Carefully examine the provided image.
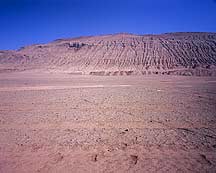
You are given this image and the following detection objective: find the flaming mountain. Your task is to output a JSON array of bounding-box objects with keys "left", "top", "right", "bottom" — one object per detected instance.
[{"left": 0, "top": 32, "right": 216, "bottom": 76}]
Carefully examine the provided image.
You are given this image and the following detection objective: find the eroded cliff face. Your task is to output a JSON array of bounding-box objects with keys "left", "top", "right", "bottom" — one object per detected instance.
[{"left": 1, "top": 32, "right": 216, "bottom": 76}]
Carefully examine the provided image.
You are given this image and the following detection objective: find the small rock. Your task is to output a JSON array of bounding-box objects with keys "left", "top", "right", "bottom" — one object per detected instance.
[
  {"left": 92, "top": 154, "right": 98, "bottom": 162},
  {"left": 130, "top": 155, "right": 138, "bottom": 165},
  {"left": 200, "top": 154, "right": 212, "bottom": 165}
]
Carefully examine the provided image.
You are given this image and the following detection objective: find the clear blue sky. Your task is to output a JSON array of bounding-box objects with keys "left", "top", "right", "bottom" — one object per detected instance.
[{"left": 0, "top": 0, "right": 216, "bottom": 50}]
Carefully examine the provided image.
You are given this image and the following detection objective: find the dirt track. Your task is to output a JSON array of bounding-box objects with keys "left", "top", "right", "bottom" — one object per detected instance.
[
  {"left": 0, "top": 85, "right": 131, "bottom": 92},
  {"left": 0, "top": 72, "right": 216, "bottom": 173}
]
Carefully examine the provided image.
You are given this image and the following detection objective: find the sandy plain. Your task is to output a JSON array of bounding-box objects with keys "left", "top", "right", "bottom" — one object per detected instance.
[{"left": 0, "top": 71, "right": 216, "bottom": 173}]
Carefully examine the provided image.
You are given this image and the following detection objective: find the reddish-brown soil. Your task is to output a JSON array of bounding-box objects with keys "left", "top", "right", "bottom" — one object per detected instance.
[{"left": 0, "top": 71, "right": 216, "bottom": 172}]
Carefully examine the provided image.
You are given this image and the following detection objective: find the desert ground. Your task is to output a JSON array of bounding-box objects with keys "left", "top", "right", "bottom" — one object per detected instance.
[{"left": 0, "top": 71, "right": 216, "bottom": 173}]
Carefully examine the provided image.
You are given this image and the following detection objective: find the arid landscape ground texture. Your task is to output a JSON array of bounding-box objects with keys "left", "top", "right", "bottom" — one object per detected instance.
[
  {"left": 0, "top": 32, "right": 216, "bottom": 172},
  {"left": 0, "top": 71, "right": 216, "bottom": 172}
]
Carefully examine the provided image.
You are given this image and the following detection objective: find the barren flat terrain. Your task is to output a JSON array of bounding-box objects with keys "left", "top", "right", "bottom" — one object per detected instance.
[{"left": 0, "top": 72, "right": 216, "bottom": 173}]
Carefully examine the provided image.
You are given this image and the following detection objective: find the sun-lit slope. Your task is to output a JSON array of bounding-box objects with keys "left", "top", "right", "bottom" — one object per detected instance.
[{"left": 1, "top": 32, "right": 216, "bottom": 76}]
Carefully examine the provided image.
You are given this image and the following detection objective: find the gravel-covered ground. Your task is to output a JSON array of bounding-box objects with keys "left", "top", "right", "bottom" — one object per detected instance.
[{"left": 0, "top": 72, "right": 216, "bottom": 173}]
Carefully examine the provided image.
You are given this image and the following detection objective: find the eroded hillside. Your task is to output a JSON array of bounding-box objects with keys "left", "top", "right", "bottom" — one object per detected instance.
[{"left": 1, "top": 32, "right": 216, "bottom": 76}]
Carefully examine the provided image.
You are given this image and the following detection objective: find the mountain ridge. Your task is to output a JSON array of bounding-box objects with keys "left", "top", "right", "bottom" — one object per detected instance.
[{"left": 1, "top": 32, "right": 216, "bottom": 76}]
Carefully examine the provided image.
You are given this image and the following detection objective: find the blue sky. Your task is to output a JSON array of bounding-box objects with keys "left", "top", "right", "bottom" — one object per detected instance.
[{"left": 0, "top": 0, "right": 216, "bottom": 50}]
